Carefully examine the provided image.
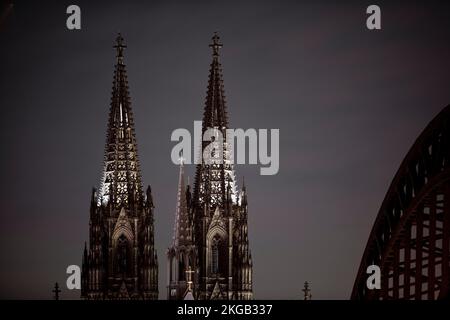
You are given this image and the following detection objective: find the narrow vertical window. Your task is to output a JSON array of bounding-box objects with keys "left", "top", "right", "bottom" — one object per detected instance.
[{"left": 212, "top": 237, "right": 220, "bottom": 274}]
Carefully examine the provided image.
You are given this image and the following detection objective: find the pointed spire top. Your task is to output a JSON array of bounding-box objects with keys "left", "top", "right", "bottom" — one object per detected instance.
[
  {"left": 209, "top": 32, "right": 222, "bottom": 58},
  {"left": 302, "top": 281, "right": 312, "bottom": 300},
  {"left": 171, "top": 159, "right": 189, "bottom": 246},
  {"left": 114, "top": 33, "right": 127, "bottom": 64},
  {"left": 146, "top": 185, "right": 154, "bottom": 208}
]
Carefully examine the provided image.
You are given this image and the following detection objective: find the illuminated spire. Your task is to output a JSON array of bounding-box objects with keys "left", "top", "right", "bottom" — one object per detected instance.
[{"left": 98, "top": 34, "right": 143, "bottom": 208}]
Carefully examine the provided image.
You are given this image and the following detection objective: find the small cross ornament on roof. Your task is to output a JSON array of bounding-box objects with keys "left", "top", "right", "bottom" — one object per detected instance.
[
  {"left": 209, "top": 32, "right": 222, "bottom": 57},
  {"left": 302, "top": 281, "right": 312, "bottom": 300},
  {"left": 186, "top": 266, "right": 195, "bottom": 291},
  {"left": 53, "top": 282, "right": 61, "bottom": 300},
  {"left": 114, "top": 33, "right": 127, "bottom": 62}
]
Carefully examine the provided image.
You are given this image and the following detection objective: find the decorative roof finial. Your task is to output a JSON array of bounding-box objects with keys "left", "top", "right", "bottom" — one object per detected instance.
[
  {"left": 114, "top": 33, "right": 127, "bottom": 64},
  {"left": 302, "top": 281, "right": 312, "bottom": 300},
  {"left": 209, "top": 32, "right": 222, "bottom": 58}
]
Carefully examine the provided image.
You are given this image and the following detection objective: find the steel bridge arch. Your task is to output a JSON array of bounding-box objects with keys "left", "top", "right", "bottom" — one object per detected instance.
[{"left": 352, "top": 105, "right": 450, "bottom": 300}]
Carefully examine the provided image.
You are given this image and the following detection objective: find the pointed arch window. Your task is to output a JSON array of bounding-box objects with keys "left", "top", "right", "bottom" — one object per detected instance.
[{"left": 116, "top": 234, "right": 129, "bottom": 275}]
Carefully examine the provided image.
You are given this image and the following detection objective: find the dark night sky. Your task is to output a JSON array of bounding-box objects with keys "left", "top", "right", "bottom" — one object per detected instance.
[{"left": 1, "top": 0, "right": 450, "bottom": 299}]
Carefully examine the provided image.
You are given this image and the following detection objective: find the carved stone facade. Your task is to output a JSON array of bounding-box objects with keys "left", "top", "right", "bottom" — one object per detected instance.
[
  {"left": 81, "top": 34, "right": 158, "bottom": 300},
  {"left": 167, "top": 34, "right": 253, "bottom": 300}
]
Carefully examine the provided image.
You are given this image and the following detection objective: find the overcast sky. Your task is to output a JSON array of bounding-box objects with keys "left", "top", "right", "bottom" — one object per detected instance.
[{"left": 0, "top": 0, "right": 450, "bottom": 299}]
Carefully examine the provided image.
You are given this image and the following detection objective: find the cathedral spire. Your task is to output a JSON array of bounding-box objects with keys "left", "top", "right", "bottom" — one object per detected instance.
[
  {"left": 167, "top": 154, "right": 196, "bottom": 300},
  {"left": 168, "top": 34, "right": 253, "bottom": 301},
  {"left": 98, "top": 33, "right": 144, "bottom": 208},
  {"left": 202, "top": 32, "right": 228, "bottom": 130},
  {"left": 172, "top": 156, "right": 190, "bottom": 246},
  {"left": 303, "top": 282, "right": 312, "bottom": 300}
]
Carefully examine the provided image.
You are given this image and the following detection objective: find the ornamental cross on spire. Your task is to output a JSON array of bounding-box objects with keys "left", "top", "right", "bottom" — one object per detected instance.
[
  {"left": 114, "top": 33, "right": 127, "bottom": 64},
  {"left": 209, "top": 32, "right": 222, "bottom": 57}
]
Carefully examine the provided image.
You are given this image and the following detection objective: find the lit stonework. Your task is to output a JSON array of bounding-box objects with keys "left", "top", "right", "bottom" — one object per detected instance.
[
  {"left": 168, "top": 33, "right": 253, "bottom": 300},
  {"left": 81, "top": 34, "right": 158, "bottom": 300}
]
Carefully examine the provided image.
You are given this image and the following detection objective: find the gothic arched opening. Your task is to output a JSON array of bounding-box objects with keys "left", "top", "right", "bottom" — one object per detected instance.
[
  {"left": 210, "top": 234, "right": 227, "bottom": 276},
  {"left": 115, "top": 234, "right": 132, "bottom": 276}
]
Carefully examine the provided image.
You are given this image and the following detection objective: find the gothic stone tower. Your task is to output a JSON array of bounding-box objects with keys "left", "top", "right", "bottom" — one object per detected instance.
[
  {"left": 81, "top": 34, "right": 158, "bottom": 300},
  {"left": 167, "top": 33, "right": 253, "bottom": 300},
  {"left": 167, "top": 159, "right": 197, "bottom": 299}
]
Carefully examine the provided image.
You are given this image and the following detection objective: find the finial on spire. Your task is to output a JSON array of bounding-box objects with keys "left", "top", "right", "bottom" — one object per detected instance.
[
  {"left": 83, "top": 242, "right": 88, "bottom": 261},
  {"left": 114, "top": 33, "right": 127, "bottom": 63},
  {"left": 146, "top": 185, "right": 154, "bottom": 208},
  {"left": 209, "top": 32, "right": 222, "bottom": 57}
]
